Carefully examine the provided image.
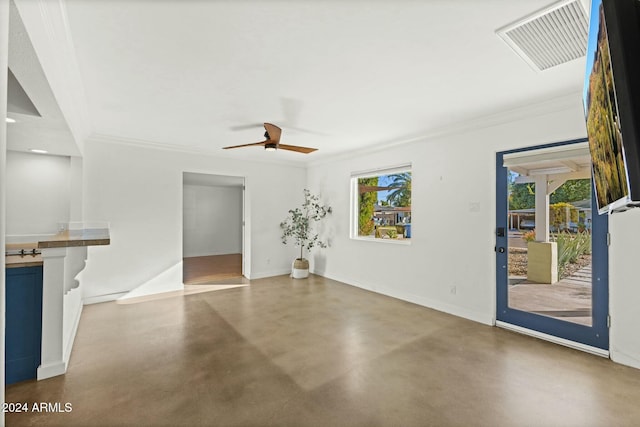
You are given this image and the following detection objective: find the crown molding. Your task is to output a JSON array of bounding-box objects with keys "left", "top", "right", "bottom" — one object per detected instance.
[
  {"left": 91, "top": 91, "right": 584, "bottom": 171},
  {"left": 308, "top": 91, "right": 585, "bottom": 168},
  {"left": 87, "top": 133, "right": 308, "bottom": 169}
]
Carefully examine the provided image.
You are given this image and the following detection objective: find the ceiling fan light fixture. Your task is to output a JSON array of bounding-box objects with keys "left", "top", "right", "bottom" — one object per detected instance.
[{"left": 223, "top": 123, "right": 317, "bottom": 153}]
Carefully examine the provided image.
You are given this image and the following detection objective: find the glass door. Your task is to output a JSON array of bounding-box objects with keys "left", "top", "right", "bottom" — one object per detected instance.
[{"left": 496, "top": 139, "right": 609, "bottom": 350}]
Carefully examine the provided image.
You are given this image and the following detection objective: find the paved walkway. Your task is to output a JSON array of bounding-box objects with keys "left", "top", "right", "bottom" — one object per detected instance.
[{"left": 508, "top": 264, "right": 593, "bottom": 326}]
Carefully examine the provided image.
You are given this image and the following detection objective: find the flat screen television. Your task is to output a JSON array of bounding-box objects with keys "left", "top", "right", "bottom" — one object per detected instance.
[{"left": 584, "top": 0, "right": 640, "bottom": 214}]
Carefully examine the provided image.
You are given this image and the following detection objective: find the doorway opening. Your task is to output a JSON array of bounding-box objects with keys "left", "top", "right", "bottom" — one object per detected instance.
[
  {"left": 182, "top": 172, "right": 245, "bottom": 284},
  {"left": 506, "top": 162, "right": 593, "bottom": 325},
  {"left": 496, "top": 139, "right": 609, "bottom": 351}
]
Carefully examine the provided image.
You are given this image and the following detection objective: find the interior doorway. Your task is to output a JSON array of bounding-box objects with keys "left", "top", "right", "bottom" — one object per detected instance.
[
  {"left": 182, "top": 172, "right": 245, "bottom": 284},
  {"left": 496, "top": 139, "right": 609, "bottom": 351}
]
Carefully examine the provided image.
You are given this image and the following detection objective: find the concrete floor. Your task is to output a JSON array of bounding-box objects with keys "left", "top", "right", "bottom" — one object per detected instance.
[{"left": 6, "top": 274, "right": 640, "bottom": 426}]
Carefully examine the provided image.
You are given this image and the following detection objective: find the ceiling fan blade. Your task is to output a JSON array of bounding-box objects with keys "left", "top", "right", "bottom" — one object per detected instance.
[
  {"left": 264, "top": 123, "right": 282, "bottom": 143},
  {"left": 277, "top": 144, "right": 318, "bottom": 154},
  {"left": 222, "top": 140, "right": 267, "bottom": 150}
]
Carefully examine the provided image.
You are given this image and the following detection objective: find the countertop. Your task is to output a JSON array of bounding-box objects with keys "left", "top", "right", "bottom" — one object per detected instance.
[
  {"left": 5, "top": 228, "right": 110, "bottom": 269},
  {"left": 36, "top": 228, "right": 110, "bottom": 249}
]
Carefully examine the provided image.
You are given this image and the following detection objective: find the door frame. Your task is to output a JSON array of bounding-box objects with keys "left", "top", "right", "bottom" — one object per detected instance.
[
  {"left": 496, "top": 138, "right": 609, "bottom": 351},
  {"left": 181, "top": 172, "right": 247, "bottom": 279}
]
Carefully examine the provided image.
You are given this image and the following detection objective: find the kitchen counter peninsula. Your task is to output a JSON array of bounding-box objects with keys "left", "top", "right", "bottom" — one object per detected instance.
[{"left": 4, "top": 222, "right": 110, "bottom": 381}]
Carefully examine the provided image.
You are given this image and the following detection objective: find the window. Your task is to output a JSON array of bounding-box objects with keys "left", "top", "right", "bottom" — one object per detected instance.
[{"left": 351, "top": 165, "right": 412, "bottom": 242}]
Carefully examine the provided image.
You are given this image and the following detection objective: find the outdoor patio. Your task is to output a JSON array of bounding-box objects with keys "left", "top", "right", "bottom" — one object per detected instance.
[
  {"left": 508, "top": 251, "right": 593, "bottom": 326},
  {"left": 507, "top": 224, "right": 594, "bottom": 326}
]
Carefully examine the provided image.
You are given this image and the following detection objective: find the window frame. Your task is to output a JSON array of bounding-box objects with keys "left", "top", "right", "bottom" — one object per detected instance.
[{"left": 350, "top": 163, "right": 412, "bottom": 244}]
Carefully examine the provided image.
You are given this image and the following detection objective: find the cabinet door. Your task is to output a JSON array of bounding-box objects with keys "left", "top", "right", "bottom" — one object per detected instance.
[{"left": 5, "top": 266, "right": 43, "bottom": 385}]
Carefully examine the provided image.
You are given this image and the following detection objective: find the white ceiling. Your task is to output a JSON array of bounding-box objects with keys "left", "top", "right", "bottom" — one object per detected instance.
[{"left": 9, "top": 0, "right": 591, "bottom": 164}]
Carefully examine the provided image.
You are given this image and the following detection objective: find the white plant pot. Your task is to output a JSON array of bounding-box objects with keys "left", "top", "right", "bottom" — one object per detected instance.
[{"left": 292, "top": 258, "right": 309, "bottom": 279}]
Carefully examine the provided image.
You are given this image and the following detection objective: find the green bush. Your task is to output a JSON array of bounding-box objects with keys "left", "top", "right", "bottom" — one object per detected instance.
[
  {"left": 553, "top": 231, "right": 591, "bottom": 277},
  {"left": 375, "top": 226, "right": 397, "bottom": 239},
  {"left": 358, "top": 177, "right": 377, "bottom": 236}
]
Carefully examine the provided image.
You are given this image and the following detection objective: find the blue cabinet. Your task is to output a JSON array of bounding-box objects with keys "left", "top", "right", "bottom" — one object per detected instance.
[{"left": 5, "top": 266, "right": 43, "bottom": 385}]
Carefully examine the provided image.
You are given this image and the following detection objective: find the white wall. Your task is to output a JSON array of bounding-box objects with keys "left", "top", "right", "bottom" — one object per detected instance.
[
  {"left": 307, "top": 95, "right": 591, "bottom": 325},
  {"left": 6, "top": 151, "right": 71, "bottom": 235},
  {"left": 81, "top": 137, "right": 305, "bottom": 300},
  {"left": 69, "top": 156, "right": 83, "bottom": 221},
  {"left": 183, "top": 184, "right": 242, "bottom": 257},
  {"left": 609, "top": 208, "right": 640, "bottom": 369}
]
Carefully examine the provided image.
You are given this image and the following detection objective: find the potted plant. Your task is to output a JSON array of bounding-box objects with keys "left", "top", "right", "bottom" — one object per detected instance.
[{"left": 280, "top": 189, "right": 332, "bottom": 279}]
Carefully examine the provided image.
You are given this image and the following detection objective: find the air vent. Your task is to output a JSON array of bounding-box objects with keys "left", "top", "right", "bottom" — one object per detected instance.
[{"left": 496, "top": 0, "right": 589, "bottom": 71}]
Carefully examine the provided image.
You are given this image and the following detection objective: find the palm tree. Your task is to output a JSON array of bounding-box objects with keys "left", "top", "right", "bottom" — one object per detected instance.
[{"left": 386, "top": 172, "right": 411, "bottom": 207}]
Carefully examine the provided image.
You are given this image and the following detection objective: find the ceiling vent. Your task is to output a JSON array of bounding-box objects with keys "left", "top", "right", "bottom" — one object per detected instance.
[{"left": 496, "top": 0, "right": 589, "bottom": 71}]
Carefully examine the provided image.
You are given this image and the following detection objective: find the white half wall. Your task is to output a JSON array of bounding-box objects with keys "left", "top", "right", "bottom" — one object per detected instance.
[
  {"left": 81, "top": 137, "right": 304, "bottom": 300},
  {"left": 6, "top": 151, "right": 70, "bottom": 235},
  {"left": 183, "top": 184, "right": 242, "bottom": 258},
  {"left": 307, "top": 94, "right": 590, "bottom": 326}
]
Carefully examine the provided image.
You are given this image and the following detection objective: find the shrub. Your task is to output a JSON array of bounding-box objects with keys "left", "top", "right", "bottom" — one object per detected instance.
[
  {"left": 522, "top": 229, "right": 536, "bottom": 242},
  {"left": 553, "top": 231, "right": 591, "bottom": 277},
  {"left": 358, "top": 177, "right": 377, "bottom": 236}
]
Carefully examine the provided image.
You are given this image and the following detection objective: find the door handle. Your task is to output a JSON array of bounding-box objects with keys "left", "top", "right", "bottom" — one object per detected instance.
[{"left": 495, "top": 247, "right": 505, "bottom": 253}]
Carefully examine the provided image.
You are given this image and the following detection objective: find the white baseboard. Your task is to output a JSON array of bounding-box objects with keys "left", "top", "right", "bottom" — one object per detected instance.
[
  {"left": 248, "top": 268, "right": 291, "bottom": 280},
  {"left": 37, "top": 361, "right": 66, "bottom": 380},
  {"left": 64, "top": 301, "right": 83, "bottom": 364},
  {"left": 496, "top": 321, "right": 610, "bottom": 358},
  {"left": 609, "top": 349, "right": 640, "bottom": 370},
  {"left": 318, "top": 272, "right": 494, "bottom": 326},
  {"left": 83, "top": 291, "right": 129, "bottom": 305}
]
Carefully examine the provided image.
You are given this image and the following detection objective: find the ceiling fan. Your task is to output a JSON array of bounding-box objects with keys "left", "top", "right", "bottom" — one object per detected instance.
[{"left": 223, "top": 123, "right": 318, "bottom": 154}]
